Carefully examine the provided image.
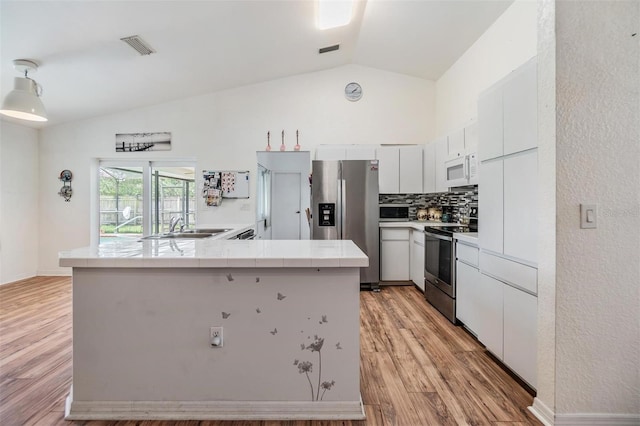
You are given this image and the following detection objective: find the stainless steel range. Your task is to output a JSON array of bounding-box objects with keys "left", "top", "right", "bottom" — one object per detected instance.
[{"left": 424, "top": 207, "right": 477, "bottom": 323}]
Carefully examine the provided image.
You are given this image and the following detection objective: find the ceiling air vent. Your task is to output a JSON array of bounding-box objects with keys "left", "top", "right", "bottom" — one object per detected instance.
[
  {"left": 319, "top": 44, "right": 340, "bottom": 54},
  {"left": 120, "top": 35, "right": 156, "bottom": 56}
]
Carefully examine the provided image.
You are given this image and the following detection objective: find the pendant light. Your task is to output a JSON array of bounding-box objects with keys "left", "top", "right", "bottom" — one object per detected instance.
[{"left": 0, "top": 59, "right": 48, "bottom": 122}]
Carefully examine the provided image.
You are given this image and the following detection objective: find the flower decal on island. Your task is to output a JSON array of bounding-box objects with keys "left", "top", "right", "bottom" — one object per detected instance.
[{"left": 295, "top": 334, "right": 336, "bottom": 401}]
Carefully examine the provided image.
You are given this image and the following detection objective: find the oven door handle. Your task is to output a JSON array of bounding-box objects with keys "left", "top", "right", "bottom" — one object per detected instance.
[{"left": 424, "top": 231, "right": 453, "bottom": 242}]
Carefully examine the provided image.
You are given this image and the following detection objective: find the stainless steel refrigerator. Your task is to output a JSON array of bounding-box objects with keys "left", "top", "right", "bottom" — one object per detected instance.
[{"left": 311, "top": 160, "right": 380, "bottom": 287}]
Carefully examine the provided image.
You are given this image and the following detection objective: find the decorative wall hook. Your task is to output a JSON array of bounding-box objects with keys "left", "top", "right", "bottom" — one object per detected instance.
[{"left": 58, "top": 169, "right": 73, "bottom": 201}]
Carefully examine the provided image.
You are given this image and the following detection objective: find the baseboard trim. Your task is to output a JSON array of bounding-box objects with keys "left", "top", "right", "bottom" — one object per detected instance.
[
  {"left": 64, "top": 389, "right": 365, "bottom": 421},
  {"left": 555, "top": 413, "right": 640, "bottom": 425},
  {"left": 529, "top": 398, "right": 554, "bottom": 426},
  {"left": 1, "top": 272, "right": 37, "bottom": 286},
  {"left": 36, "top": 270, "right": 71, "bottom": 277},
  {"left": 528, "top": 398, "right": 640, "bottom": 426}
]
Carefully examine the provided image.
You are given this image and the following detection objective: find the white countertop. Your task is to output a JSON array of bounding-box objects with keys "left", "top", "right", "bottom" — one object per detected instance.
[
  {"left": 454, "top": 232, "right": 479, "bottom": 245},
  {"left": 59, "top": 239, "right": 368, "bottom": 268},
  {"left": 379, "top": 220, "right": 463, "bottom": 231}
]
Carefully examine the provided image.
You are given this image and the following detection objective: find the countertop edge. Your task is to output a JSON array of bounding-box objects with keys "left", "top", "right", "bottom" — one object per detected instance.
[{"left": 453, "top": 233, "right": 479, "bottom": 245}]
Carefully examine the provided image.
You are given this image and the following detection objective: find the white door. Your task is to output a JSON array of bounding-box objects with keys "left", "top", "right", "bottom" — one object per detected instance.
[{"left": 271, "top": 172, "right": 301, "bottom": 240}]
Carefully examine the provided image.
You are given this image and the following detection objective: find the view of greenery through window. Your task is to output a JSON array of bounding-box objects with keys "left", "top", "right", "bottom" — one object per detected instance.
[{"left": 99, "top": 166, "right": 195, "bottom": 241}]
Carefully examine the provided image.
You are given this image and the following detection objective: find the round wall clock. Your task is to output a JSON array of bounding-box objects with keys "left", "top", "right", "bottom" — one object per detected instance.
[{"left": 344, "top": 82, "right": 363, "bottom": 102}]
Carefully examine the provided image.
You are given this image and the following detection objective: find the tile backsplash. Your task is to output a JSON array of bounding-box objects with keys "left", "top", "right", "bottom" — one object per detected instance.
[{"left": 380, "top": 186, "right": 478, "bottom": 222}]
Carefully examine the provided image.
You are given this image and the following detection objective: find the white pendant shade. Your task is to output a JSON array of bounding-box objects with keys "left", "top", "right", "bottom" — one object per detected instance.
[{"left": 0, "top": 77, "right": 48, "bottom": 122}]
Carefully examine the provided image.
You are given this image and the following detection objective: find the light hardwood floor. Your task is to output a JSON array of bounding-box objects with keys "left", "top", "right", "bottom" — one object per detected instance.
[{"left": 0, "top": 276, "right": 540, "bottom": 426}]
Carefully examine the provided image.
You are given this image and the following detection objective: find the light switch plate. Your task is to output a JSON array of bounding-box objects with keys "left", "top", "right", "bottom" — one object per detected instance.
[{"left": 580, "top": 204, "right": 597, "bottom": 229}]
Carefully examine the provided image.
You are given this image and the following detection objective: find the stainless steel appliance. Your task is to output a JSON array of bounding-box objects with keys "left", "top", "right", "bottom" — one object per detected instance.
[
  {"left": 379, "top": 204, "right": 410, "bottom": 221},
  {"left": 312, "top": 160, "right": 380, "bottom": 287},
  {"left": 424, "top": 206, "right": 477, "bottom": 323}
]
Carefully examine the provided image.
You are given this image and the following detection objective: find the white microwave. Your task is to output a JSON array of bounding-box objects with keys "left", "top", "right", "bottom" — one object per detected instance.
[{"left": 444, "top": 151, "right": 478, "bottom": 188}]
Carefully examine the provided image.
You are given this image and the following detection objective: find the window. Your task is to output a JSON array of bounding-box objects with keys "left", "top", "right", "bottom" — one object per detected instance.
[{"left": 98, "top": 161, "right": 195, "bottom": 242}]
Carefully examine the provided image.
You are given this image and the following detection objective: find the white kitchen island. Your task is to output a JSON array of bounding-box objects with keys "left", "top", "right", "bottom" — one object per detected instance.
[{"left": 59, "top": 238, "right": 367, "bottom": 421}]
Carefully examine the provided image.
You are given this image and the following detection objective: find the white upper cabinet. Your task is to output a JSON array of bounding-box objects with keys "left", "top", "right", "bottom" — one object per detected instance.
[
  {"left": 447, "top": 128, "right": 465, "bottom": 158},
  {"left": 315, "top": 146, "right": 346, "bottom": 161},
  {"left": 376, "top": 146, "right": 400, "bottom": 194},
  {"left": 345, "top": 146, "right": 377, "bottom": 160},
  {"left": 479, "top": 57, "right": 537, "bottom": 162},
  {"left": 478, "top": 83, "right": 504, "bottom": 162},
  {"left": 423, "top": 142, "right": 436, "bottom": 193},
  {"left": 433, "top": 137, "right": 449, "bottom": 193},
  {"left": 479, "top": 159, "right": 504, "bottom": 254},
  {"left": 464, "top": 121, "right": 479, "bottom": 152},
  {"left": 376, "top": 145, "right": 423, "bottom": 194},
  {"left": 316, "top": 145, "right": 378, "bottom": 161},
  {"left": 399, "top": 145, "right": 423, "bottom": 193},
  {"left": 503, "top": 150, "right": 538, "bottom": 264},
  {"left": 503, "top": 59, "right": 538, "bottom": 156}
]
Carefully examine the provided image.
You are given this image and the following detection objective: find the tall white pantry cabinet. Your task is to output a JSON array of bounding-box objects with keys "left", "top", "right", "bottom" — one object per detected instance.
[{"left": 477, "top": 57, "right": 538, "bottom": 389}]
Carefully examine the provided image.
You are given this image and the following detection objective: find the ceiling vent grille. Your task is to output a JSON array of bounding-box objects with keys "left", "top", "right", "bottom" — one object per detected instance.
[
  {"left": 319, "top": 44, "right": 340, "bottom": 54},
  {"left": 120, "top": 35, "right": 156, "bottom": 56}
]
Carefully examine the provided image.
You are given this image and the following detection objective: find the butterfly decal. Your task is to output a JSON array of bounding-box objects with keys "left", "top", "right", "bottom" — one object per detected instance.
[
  {"left": 270, "top": 328, "right": 278, "bottom": 335},
  {"left": 222, "top": 312, "right": 231, "bottom": 319},
  {"left": 336, "top": 342, "right": 342, "bottom": 350},
  {"left": 256, "top": 277, "right": 260, "bottom": 283},
  {"left": 226, "top": 274, "right": 234, "bottom": 282},
  {"left": 256, "top": 308, "right": 261, "bottom": 314},
  {"left": 277, "top": 292, "right": 286, "bottom": 301}
]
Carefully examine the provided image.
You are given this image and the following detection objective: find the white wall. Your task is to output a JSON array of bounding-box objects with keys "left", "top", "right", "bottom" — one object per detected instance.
[
  {"left": 534, "top": 0, "right": 556, "bottom": 417},
  {"left": 0, "top": 122, "right": 39, "bottom": 284},
  {"left": 554, "top": 0, "right": 639, "bottom": 417},
  {"left": 38, "top": 64, "right": 435, "bottom": 275},
  {"left": 435, "top": 0, "right": 537, "bottom": 135}
]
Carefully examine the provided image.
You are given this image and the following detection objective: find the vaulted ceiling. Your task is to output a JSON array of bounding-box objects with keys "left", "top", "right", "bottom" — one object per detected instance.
[{"left": 1, "top": 0, "right": 513, "bottom": 127}]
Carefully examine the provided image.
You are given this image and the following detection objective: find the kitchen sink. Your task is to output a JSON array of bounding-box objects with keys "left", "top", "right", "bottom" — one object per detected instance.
[
  {"left": 141, "top": 232, "right": 214, "bottom": 240},
  {"left": 181, "top": 228, "right": 231, "bottom": 234},
  {"left": 139, "top": 228, "right": 232, "bottom": 240}
]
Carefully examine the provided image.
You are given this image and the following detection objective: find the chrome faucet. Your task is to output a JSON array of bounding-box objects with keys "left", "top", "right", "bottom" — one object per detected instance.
[{"left": 169, "top": 216, "right": 183, "bottom": 233}]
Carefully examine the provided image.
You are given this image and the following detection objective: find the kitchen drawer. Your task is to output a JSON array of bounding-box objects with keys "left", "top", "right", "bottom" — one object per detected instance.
[
  {"left": 479, "top": 251, "right": 537, "bottom": 295},
  {"left": 456, "top": 242, "right": 479, "bottom": 267},
  {"left": 380, "top": 228, "right": 410, "bottom": 241}
]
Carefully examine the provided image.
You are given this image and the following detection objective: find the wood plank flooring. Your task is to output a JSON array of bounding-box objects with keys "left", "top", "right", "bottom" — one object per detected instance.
[{"left": 0, "top": 276, "right": 540, "bottom": 426}]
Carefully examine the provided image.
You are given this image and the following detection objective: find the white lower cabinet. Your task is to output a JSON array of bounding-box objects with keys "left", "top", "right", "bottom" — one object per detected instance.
[
  {"left": 503, "top": 284, "right": 537, "bottom": 388},
  {"left": 476, "top": 269, "right": 538, "bottom": 389},
  {"left": 477, "top": 273, "right": 504, "bottom": 359},
  {"left": 410, "top": 230, "right": 425, "bottom": 290},
  {"left": 380, "top": 228, "right": 410, "bottom": 281},
  {"left": 456, "top": 260, "right": 480, "bottom": 336}
]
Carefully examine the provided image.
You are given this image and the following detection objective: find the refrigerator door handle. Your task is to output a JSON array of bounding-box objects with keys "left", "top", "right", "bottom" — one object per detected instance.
[{"left": 340, "top": 178, "right": 347, "bottom": 239}]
